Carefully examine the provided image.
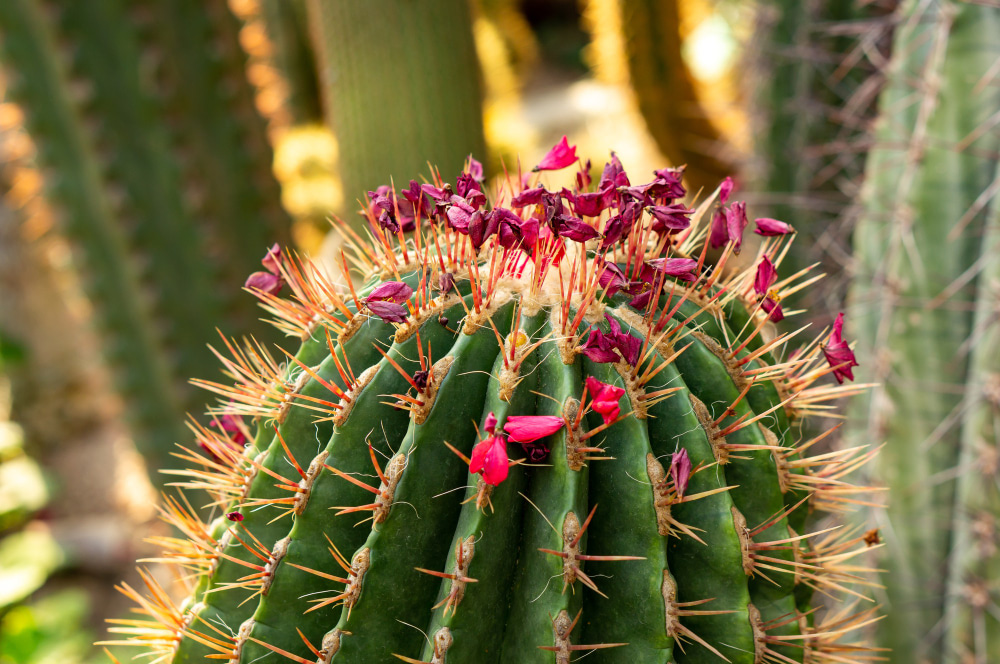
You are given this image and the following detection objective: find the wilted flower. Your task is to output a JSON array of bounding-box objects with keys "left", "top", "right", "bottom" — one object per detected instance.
[
  {"left": 245, "top": 243, "right": 285, "bottom": 295},
  {"left": 754, "top": 217, "right": 794, "bottom": 237},
  {"left": 365, "top": 281, "right": 413, "bottom": 323},
  {"left": 754, "top": 256, "right": 778, "bottom": 296},
  {"left": 822, "top": 313, "right": 859, "bottom": 384}
]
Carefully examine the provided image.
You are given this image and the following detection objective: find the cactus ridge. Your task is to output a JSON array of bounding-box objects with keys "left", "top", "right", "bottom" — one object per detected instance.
[{"left": 105, "top": 148, "right": 882, "bottom": 663}]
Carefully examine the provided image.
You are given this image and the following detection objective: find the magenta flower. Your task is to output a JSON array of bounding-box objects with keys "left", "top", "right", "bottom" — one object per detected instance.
[
  {"left": 261, "top": 243, "right": 283, "bottom": 274},
  {"left": 466, "top": 155, "right": 484, "bottom": 182},
  {"left": 585, "top": 376, "right": 625, "bottom": 426},
  {"left": 573, "top": 191, "right": 606, "bottom": 217},
  {"left": 366, "top": 281, "right": 413, "bottom": 304},
  {"left": 469, "top": 210, "right": 499, "bottom": 251},
  {"left": 718, "top": 176, "right": 735, "bottom": 205},
  {"left": 598, "top": 261, "right": 628, "bottom": 296},
  {"left": 366, "top": 300, "right": 409, "bottom": 323},
  {"left": 605, "top": 314, "right": 641, "bottom": 366},
  {"left": 761, "top": 296, "right": 784, "bottom": 322},
  {"left": 709, "top": 209, "right": 728, "bottom": 249},
  {"left": 245, "top": 271, "right": 283, "bottom": 295},
  {"left": 726, "top": 202, "right": 749, "bottom": 254},
  {"left": 470, "top": 433, "right": 509, "bottom": 486},
  {"left": 503, "top": 416, "right": 565, "bottom": 444},
  {"left": 533, "top": 135, "right": 578, "bottom": 172},
  {"left": 245, "top": 243, "right": 286, "bottom": 295},
  {"left": 647, "top": 204, "right": 693, "bottom": 234},
  {"left": 495, "top": 209, "right": 539, "bottom": 251},
  {"left": 578, "top": 328, "right": 620, "bottom": 363},
  {"left": 555, "top": 217, "right": 601, "bottom": 243},
  {"left": 226, "top": 511, "right": 244, "bottom": 522},
  {"left": 669, "top": 448, "right": 692, "bottom": 499},
  {"left": 646, "top": 258, "right": 699, "bottom": 283},
  {"left": 754, "top": 217, "right": 795, "bottom": 237},
  {"left": 483, "top": 412, "right": 498, "bottom": 435},
  {"left": 510, "top": 186, "right": 547, "bottom": 208},
  {"left": 822, "top": 313, "right": 859, "bottom": 384},
  {"left": 365, "top": 281, "right": 413, "bottom": 323},
  {"left": 754, "top": 256, "right": 778, "bottom": 296}
]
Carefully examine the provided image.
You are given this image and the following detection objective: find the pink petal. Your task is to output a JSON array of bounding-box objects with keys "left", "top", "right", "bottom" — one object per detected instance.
[
  {"left": 753, "top": 256, "right": 778, "bottom": 296},
  {"left": 822, "top": 313, "right": 859, "bottom": 384},
  {"left": 718, "top": 177, "right": 735, "bottom": 205},
  {"left": 245, "top": 271, "right": 284, "bottom": 295},
  {"left": 670, "top": 448, "right": 692, "bottom": 499},
  {"left": 367, "top": 281, "right": 414, "bottom": 304},
  {"left": 533, "top": 136, "right": 578, "bottom": 172},
  {"left": 503, "top": 416, "right": 565, "bottom": 444},
  {"left": 754, "top": 217, "right": 795, "bottom": 237},
  {"left": 484, "top": 412, "right": 498, "bottom": 435},
  {"left": 366, "top": 300, "right": 409, "bottom": 323},
  {"left": 585, "top": 376, "right": 625, "bottom": 425}
]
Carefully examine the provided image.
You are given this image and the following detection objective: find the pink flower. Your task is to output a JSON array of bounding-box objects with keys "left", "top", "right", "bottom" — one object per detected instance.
[
  {"left": 483, "top": 412, "right": 498, "bottom": 435},
  {"left": 598, "top": 261, "right": 628, "bottom": 296},
  {"left": 718, "top": 176, "right": 735, "bottom": 204},
  {"left": 503, "top": 416, "right": 565, "bottom": 444},
  {"left": 245, "top": 243, "right": 286, "bottom": 295},
  {"left": 761, "top": 296, "right": 784, "bottom": 322},
  {"left": 366, "top": 281, "right": 413, "bottom": 304},
  {"left": 646, "top": 258, "right": 699, "bottom": 283},
  {"left": 647, "top": 204, "right": 693, "bottom": 234},
  {"left": 533, "top": 136, "right": 578, "bottom": 172},
  {"left": 585, "top": 376, "right": 625, "bottom": 426},
  {"left": 470, "top": 433, "right": 509, "bottom": 486},
  {"left": 822, "top": 313, "right": 859, "bottom": 384},
  {"left": 579, "top": 328, "right": 620, "bottom": 363},
  {"left": 709, "top": 209, "right": 728, "bottom": 249},
  {"left": 366, "top": 300, "right": 409, "bottom": 323},
  {"left": 669, "top": 448, "right": 692, "bottom": 499},
  {"left": 726, "top": 202, "right": 749, "bottom": 254},
  {"left": 754, "top": 217, "right": 795, "bottom": 237},
  {"left": 754, "top": 256, "right": 778, "bottom": 296}
]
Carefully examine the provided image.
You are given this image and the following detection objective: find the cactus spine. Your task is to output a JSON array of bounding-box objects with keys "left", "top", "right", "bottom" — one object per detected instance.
[
  {"left": 0, "top": 0, "right": 291, "bottom": 485},
  {"left": 105, "top": 142, "right": 881, "bottom": 662},
  {"left": 847, "top": 1, "right": 1000, "bottom": 661}
]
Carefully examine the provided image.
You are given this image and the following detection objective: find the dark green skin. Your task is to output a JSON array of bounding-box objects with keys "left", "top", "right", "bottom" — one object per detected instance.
[
  {"left": 327, "top": 302, "right": 516, "bottom": 661},
  {"left": 177, "top": 298, "right": 468, "bottom": 663},
  {"left": 416, "top": 311, "right": 546, "bottom": 662},
  {"left": 498, "top": 327, "right": 588, "bottom": 663},
  {"left": 580, "top": 360, "right": 672, "bottom": 664},
  {"left": 236, "top": 299, "right": 475, "bottom": 662}
]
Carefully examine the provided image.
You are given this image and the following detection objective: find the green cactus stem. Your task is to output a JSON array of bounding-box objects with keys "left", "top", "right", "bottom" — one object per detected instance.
[
  {"left": 306, "top": 0, "right": 487, "bottom": 222},
  {"left": 0, "top": 0, "right": 291, "bottom": 487},
  {"left": 105, "top": 144, "right": 881, "bottom": 663},
  {"left": 847, "top": 1, "right": 1000, "bottom": 661}
]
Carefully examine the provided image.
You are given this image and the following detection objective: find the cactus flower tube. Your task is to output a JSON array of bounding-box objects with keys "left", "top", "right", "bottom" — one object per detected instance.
[{"left": 104, "top": 143, "right": 881, "bottom": 663}]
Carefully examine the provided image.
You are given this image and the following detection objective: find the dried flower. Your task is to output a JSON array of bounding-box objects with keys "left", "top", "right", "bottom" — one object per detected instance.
[
  {"left": 822, "top": 313, "right": 859, "bottom": 384},
  {"left": 754, "top": 217, "right": 794, "bottom": 237}
]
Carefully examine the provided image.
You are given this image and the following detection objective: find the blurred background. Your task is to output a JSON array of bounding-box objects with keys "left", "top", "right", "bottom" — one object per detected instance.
[{"left": 1, "top": 0, "right": 998, "bottom": 662}]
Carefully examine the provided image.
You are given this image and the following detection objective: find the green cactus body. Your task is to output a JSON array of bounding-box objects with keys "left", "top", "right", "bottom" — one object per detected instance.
[
  {"left": 846, "top": 1, "right": 1000, "bottom": 661},
  {"left": 0, "top": 0, "right": 291, "bottom": 488},
  {"left": 107, "top": 146, "right": 880, "bottom": 662}
]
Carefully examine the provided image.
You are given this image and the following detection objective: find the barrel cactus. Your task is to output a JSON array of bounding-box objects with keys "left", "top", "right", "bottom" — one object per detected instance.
[{"left": 105, "top": 140, "right": 881, "bottom": 663}]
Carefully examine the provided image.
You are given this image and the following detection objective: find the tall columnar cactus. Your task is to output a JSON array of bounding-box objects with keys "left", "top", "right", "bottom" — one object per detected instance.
[
  {"left": 847, "top": 1, "right": 1000, "bottom": 661},
  {"left": 306, "top": 0, "right": 487, "bottom": 222},
  {"left": 105, "top": 142, "right": 880, "bottom": 663},
  {"left": 581, "top": 0, "right": 738, "bottom": 196},
  {"left": 749, "top": 0, "right": 894, "bottom": 291},
  {"left": 0, "top": 0, "right": 291, "bottom": 485}
]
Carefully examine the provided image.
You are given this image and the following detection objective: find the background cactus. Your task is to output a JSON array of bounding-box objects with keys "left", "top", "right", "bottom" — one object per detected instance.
[
  {"left": 107, "top": 143, "right": 881, "bottom": 663},
  {"left": 0, "top": 0, "right": 292, "bottom": 488},
  {"left": 846, "top": 1, "right": 1000, "bottom": 661}
]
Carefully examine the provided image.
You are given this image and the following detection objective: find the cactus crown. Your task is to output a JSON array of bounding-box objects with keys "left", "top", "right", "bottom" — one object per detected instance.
[{"left": 104, "top": 140, "right": 881, "bottom": 664}]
